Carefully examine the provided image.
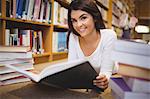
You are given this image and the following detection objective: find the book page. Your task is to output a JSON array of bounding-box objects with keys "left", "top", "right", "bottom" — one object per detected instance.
[
  {"left": 4, "top": 64, "right": 40, "bottom": 82},
  {"left": 4, "top": 59, "right": 87, "bottom": 82},
  {"left": 39, "top": 59, "right": 87, "bottom": 80}
]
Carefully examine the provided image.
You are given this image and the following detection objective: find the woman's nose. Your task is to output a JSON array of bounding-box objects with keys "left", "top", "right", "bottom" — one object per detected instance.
[{"left": 77, "top": 21, "right": 83, "bottom": 27}]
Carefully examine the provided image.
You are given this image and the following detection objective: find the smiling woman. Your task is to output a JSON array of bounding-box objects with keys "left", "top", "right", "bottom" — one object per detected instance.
[{"left": 66, "top": 0, "right": 117, "bottom": 92}]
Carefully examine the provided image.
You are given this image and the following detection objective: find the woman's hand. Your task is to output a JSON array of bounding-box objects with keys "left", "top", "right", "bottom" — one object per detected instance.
[{"left": 93, "top": 74, "right": 109, "bottom": 90}]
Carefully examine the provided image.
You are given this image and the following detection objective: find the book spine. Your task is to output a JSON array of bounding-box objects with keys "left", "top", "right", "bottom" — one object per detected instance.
[
  {"left": 33, "top": 0, "right": 41, "bottom": 21},
  {"left": 111, "top": 50, "right": 150, "bottom": 69}
]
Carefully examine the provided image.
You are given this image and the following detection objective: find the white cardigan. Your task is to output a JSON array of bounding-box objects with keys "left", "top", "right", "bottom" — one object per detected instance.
[{"left": 68, "top": 29, "right": 117, "bottom": 80}]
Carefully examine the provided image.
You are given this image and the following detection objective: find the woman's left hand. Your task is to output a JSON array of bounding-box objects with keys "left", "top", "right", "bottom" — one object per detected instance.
[{"left": 93, "top": 74, "right": 109, "bottom": 90}]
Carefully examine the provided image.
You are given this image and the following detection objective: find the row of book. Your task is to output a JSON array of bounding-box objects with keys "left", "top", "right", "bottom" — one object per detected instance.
[
  {"left": 5, "top": 28, "right": 44, "bottom": 54},
  {"left": 0, "top": 46, "right": 34, "bottom": 86},
  {"left": 53, "top": 1, "right": 68, "bottom": 26},
  {"left": 6, "top": 0, "right": 52, "bottom": 23},
  {"left": 110, "top": 40, "right": 150, "bottom": 99},
  {"left": 52, "top": 32, "right": 67, "bottom": 53},
  {"left": 5, "top": 0, "right": 69, "bottom": 26},
  {"left": 5, "top": 28, "right": 68, "bottom": 54}
]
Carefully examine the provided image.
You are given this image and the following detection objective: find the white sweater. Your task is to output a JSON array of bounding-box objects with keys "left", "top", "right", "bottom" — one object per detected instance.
[{"left": 68, "top": 29, "right": 117, "bottom": 80}]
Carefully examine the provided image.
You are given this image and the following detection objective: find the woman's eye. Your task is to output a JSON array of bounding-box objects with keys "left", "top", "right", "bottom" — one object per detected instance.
[{"left": 81, "top": 16, "right": 87, "bottom": 20}]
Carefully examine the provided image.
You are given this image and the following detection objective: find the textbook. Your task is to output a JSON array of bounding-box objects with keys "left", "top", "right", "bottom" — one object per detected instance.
[
  {"left": 0, "top": 76, "right": 31, "bottom": 86},
  {"left": 0, "top": 46, "right": 31, "bottom": 52},
  {"left": 110, "top": 77, "right": 150, "bottom": 99},
  {"left": 118, "top": 63, "right": 150, "bottom": 81},
  {"left": 114, "top": 39, "right": 150, "bottom": 56},
  {"left": 4, "top": 59, "right": 102, "bottom": 91},
  {"left": 111, "top": 50, "right": 150, "bottom": 69},
  {"left": 123, "top": 76, "right": 150, "bottom": 93}
]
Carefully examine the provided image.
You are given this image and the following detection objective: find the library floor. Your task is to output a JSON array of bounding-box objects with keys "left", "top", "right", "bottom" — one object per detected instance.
[{"left": 0, "top": 61, "right": 113, "bottom": 99}]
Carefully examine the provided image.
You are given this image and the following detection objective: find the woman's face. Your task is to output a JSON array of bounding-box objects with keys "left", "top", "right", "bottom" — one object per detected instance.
[{"left": 71, "top": 10, "right": 96, "bottom": 37}]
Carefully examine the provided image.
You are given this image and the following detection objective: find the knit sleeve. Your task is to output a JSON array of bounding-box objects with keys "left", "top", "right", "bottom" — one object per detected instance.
[{"left": 99, "top": 30, "right": 117, "bottom": 80}]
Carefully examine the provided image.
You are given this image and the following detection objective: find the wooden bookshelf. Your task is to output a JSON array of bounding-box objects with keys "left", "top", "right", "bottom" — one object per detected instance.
[
  {"left": 0, "top": 0, "right": 69, "bottom": 64},
  {"left": 0, "top": 0, "right": 135, "bottom": 64}
]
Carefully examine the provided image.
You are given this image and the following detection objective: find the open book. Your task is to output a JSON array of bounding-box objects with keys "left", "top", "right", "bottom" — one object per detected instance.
[{"left": 4, "top": 59, "right": 102, "bottom": 91}]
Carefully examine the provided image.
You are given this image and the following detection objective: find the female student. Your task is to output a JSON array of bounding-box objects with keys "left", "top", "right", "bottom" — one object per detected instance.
[{"left": 67, "top": 0, "right": 117, "bottom": 90}]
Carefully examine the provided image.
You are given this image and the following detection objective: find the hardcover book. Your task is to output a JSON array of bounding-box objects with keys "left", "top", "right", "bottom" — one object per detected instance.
[
  {"left": 110, "top": 77, "right": 149, "bottom": 99},
  {"left": 4, "top": 59, "right": 102, "bottom": 92},
  {"left": 118, "top": 63, "right": 150, "bottom": 81},
  {"left": 0, "top": 46, "right": 30, "bottom": 52},
  {"left": 114, "top": 40, "right": 150, "bottom": 56},
  {"left": 0, "top": 76, "right": 30, "bottom": 86},
  {"left": 123, "top": 76, "right": 150, "bottom": 93},
  {"left": 111, "top": 50, "right": 150, "bottom": 69}
]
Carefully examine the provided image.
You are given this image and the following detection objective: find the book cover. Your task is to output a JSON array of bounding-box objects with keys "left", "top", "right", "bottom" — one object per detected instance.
[
  {"left": 0, "top": 0, "right": 1, "bottom": 16},
  {"left": 0, "top": 46, "right": 31, "bottom": 52},
  {"left": 118, "top": 63, "right": 150, "bottom": 81},
  {"left": 110, "top": 77, "right": 150, "bottom": 99},
  {"left": 0, "top": 76, "right": 30, "bottom": 86},
  {"left": 33, "top": 0, "right": 41, "bottom": 21},
  {"left": 16, "top": 0, "right": 24, "bottom": 18},
  {"left": 123, "top": 76, "right": 150, "bottom": 93},
  {"left": 53, "top": 1, "right": 59, "bottom": 24},
  {"left": 27, "top": 0, "right": 35, "bottom": 20},
  {"left": 5, "top": 29, "right": 10, "bottom": 46},
  {"left": 39, "top": 0, "right": 45, "bottom": 22},
  {"left": 45, "top": 1, "right": 50, "bottom": 23},
  {"left": 0, "top": 52, "right": 32, "bottom": 59},
  {"left": 0, "top": 62, "right": 34, "bottom": 74},
  {"left": 4, "top": 59, "right": 102, "bottom": 91},
  {"left": 111, "top": 50, "right": 150, "bottom": 70},
  {"left": 114, "top": 40, "right": 150, "bottom": 56},
  {"left": 0, "top": 72, "right": 24, "bottom": 81},
  {"left": 6, "top": 0, "right": 10, "bottom": 17}
]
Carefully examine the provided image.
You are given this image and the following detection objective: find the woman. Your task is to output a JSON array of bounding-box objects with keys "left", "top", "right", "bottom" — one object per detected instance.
[{"left": 67, "top": 0, "right": 117, "bottom": 91}]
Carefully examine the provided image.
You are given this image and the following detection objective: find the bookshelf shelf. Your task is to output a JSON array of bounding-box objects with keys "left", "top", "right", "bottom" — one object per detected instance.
[
  {"left": 52, "top": 52, "right": 68, "bottom": 61},
  {"left": 0, "top": 17, "right": 51, "bottom": 27},
  {"left": 54, "top": 24, "right": 68, "bottom": 32},
  {"left": 33, "top": 53, "right": 50, "bottom": 58},
  {"left": 54, "top": 24, "right": 68, "bottom": 29}
]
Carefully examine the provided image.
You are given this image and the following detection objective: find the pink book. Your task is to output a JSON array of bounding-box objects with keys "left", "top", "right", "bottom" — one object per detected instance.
[{"left": 33, "top": 0, "right": 42, "bottom": 21}]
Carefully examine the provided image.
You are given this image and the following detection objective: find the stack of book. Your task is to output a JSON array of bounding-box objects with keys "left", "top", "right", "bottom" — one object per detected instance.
[
  {"left": 110, "top": 40, "right": 150, "bottom": 99},
  {"left": 0, "top": 46, "right": 34, "bottom": 86}
]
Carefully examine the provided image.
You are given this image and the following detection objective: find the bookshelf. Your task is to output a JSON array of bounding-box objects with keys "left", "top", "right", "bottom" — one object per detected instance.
[
  {"left": 0, "top": 0, "right": 135, "bottom": 64},
  {"left": 0, "top": 0, "right": 69, "bottom": 64},
  {"left": 110, "top": 0, "right": 135, "bottom": 38}
]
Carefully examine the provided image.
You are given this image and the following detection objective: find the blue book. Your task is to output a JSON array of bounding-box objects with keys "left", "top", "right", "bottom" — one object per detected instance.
[{"left": 16, "top": 0, "right": 24, "bottom": 18}]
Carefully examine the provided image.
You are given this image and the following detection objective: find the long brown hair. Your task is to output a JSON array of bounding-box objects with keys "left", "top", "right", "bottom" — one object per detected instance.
[{"left": 67, "top": 0, "right": 105, "bottom": 48}]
